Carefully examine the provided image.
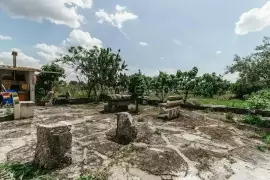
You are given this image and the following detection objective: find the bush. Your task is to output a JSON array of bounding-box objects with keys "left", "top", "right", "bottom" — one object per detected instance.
[
  {"left": 243, "top": 115, "right": 270, "bottom": 128},
  {"left": 225, "top": 112, "right": 234, "bottom": 121},
  {"left": 245, "top": 89, "right": 270, "bottom": 109},
  {"left": 262, "top": 134, "right": 270, "bottom": 144}
]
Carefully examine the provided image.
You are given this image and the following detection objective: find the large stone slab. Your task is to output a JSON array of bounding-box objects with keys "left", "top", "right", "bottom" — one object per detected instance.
[{"left": 33, "top": 121, "right": 72, "bottom": 169}]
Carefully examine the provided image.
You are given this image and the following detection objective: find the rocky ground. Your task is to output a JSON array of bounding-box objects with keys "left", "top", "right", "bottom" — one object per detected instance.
[{"left": 0, "top": 103, "right": 270, "bottom": 180}]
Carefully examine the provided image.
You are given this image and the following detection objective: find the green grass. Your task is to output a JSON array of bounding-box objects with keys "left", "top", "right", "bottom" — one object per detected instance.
[
  {"left": 0, "top": 163, "right": 52, "bottom": 180},
  {"left": 0, "top": 163, "right": 108, "bottom": 180},
  {"left": 243, "top": 115, "right": 270, "bottom": 128},
  {"left": 193, "top": 97, "right": 246, "bottom": 108}
]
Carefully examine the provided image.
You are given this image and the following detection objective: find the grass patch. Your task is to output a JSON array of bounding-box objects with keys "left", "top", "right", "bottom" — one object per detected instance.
[
  {"left": 78, "top": 173, "right": 108, "bottom": 180},
  {"left": 0, "top": 163, "right": 52, "bottom": 180},
  {"left": 262, "top": 134, "right": 270, "bottom": 144},
  {"left": 0, "top": 163, "right": 109, "bottom": 180},
  {"left": 243, "top": 115, "right": 270, "bottom": 128},
  {"left": 193, "top": 97, "right": 245, "bottom": 108}
]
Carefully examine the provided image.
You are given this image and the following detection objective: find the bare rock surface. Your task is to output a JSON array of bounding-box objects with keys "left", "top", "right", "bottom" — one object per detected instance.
[{"left": 0, "top": 104, "right": 270, "bottom": 179}]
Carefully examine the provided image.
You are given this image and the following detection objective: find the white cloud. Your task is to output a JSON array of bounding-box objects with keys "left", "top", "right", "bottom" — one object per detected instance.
[
  {"left": 35, "top": 44, "right": 64, "bottom": 61},
  {"left": 216, "top": 51, "right": 222, "bottom": 55},
  {"left": 0, "top": 48, "right": 41, "bottom": 68},
  {"left": 95, "top": 4, "right": 138, "bottom": 29},
  {"left": 35, "top": 29, "right": 102, "bottom": 62},
  {"left": 115, "top": 5, "right": 126, "bottom": 12},
  {"left": 0, "top": 35, "right": 12, "bottom": 40},
  {"left": 139, "top": 42, "right": 148, "bottom": 46},
  {"left": 235, "top": 1, "right": 270, "bottom": 35},
  {"left": 160, "top": 57, "right": 164, "bottom": 60},
  {"left": 63, "top": 29, "right": 102, "bottom": 48},
  {"left": 0, "top": 0, "right": 93, "bottom": 28},
  {"left": 172, "top": 39, "right": 182, "bottom": 46}
]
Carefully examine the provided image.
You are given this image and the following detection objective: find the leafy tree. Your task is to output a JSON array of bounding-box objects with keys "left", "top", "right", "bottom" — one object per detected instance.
[
  {"left": 195, "top": 73, "right": 230, "bottom": 97},
  {"left": 226, "top": 36, "right": 270, "bottom": 97},
  {"left": 35, "top": 63, "right": 65, "bottom": 100},
  {"left": 175, "top": 67, "right": 198, "bottom": 103},
  {"left": 151, "top": 71, "right": 172, "bottom": 102},
  {"left": 57, "top": 46, "right": 127, "bottom": 99},
  {"left": 128, "top": 70, "right": 146, "bottom": 112}
]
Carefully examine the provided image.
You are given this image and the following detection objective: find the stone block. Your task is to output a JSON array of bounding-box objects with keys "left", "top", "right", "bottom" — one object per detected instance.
[
  {"left": 33, "top": 121, "right": 72, "bottom": 169},
  {"left": 116, "top": 112, "right": 137, "bottom": 144}
]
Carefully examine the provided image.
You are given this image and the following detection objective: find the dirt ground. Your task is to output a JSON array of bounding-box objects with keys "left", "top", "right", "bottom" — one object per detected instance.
[{"left": 1, "top": 104, "right": 270, "bottom": 180}]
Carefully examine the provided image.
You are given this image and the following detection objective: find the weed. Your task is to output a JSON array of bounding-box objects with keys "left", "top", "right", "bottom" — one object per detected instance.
[
  {"left": 225, "top": 112, "right": 234, "bottom": 121},
  {"left": 137, "top": 117, "right": 144, "bottom": 122},
  {"left": 262, "top": 134, "right": 270, "bottom": 144},
  {"left": 257, "top": 145, "right": 266, "bottom": 152},
  {"left": 204, "top": 108, "right": 213, "bottom": 113},
  {"left": 78, "top": 171, "right": 108, "bottom": 180},
  {"left": 0, "top": 163, "right": 52, "bottom": 180},
  {"left": 154, "top": 130, "right": 162, "bottom": 136},
  {"left": 243, "top": 115, "right": 270, "bottom": 128}
]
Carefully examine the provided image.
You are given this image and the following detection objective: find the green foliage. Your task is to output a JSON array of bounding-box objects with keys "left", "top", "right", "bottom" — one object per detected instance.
[
  {"left": 243, "top": 115, "right": 270, "bottom": 128},
  {"left": 257, "top": 145, "right": 266, "bottom": 152},
  {"left": 195, "top": 97, "right": 246, "bottom": 108},
  {"left": 0, "top": 163, "right": 51, "bottom": 180},
  {"left": 245, "top": 89, "right": 270, "bottom": 109},
  {"left": 128, "top": 70, "right": 146, "bottom": 112},
  {"left": 230, "top": 80, "right": 262, "bottom": 99},
  {"left": 262, "top": 134, "right": 270, "bottom": 144},
  {"left": 175, "top": 67, "right": 198, "bottom": 103},
  {"left": 58, "top": 46, "right": 127, "bottom": 98},
  {"left": 227, "top": 37, "right": 270, "bottom": 97},
  {"left": 195, "top": 73, "right": 230, "bottom": 97},
  {"left": 36, "top": 63, "right": 65, "bottom": 101},
  {"left": 128, "top": 70, "right": 146, "bottom": 98},
  {"left": 151, "top": 71, "right": 172, "bottom": 102},
  {"left": 225, "top": 112, "right": 234, "bottom": 121}
]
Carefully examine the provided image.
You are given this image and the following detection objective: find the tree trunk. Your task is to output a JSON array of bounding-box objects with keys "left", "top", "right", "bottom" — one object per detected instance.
[
  {"left": 183, "top": 90, "right": 188, "bottom": 104},
  {"left": 135, "top": 98, "right": 139, "bottom": 113}
]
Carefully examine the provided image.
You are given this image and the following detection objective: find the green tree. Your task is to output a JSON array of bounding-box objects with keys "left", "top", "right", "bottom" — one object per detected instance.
[
  {"left": 58, "top": 46, "right": 127, "bottom": 99},
  {"left": 151, "top": 71, "right": 172, "bottom": 102},
  {"left": 195, "top": 73, "right": 230, "bottom": 97},
  {"left": 128, "top": 70, "right": 146, "bottom": 112},
  {"left": 226, "top": 36, "right": 270, "bottom": 97},
  {"left": 35, "top": 63, "right": 65, "bottom": 100},
  {"left": 175, "top": 67, "right": 198, "bottom": 103}
]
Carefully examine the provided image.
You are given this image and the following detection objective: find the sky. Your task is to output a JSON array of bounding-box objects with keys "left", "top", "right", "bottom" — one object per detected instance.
[{"left": 0, "top": 0, "right": 270, "bottom": 81}]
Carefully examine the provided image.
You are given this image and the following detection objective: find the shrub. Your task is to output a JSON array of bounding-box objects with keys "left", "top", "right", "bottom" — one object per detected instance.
[
  {"left": 262, "top": 134, "right": 270, "bottom": 144},
  {"left": 225, "top": 112, "right": 234, "bottom": 121},
  {"left": 243, "top": 115, "right": 270, "bottom": 128},
  {"left": 245, "top": 89, "right": 270, "bottom": 109}
]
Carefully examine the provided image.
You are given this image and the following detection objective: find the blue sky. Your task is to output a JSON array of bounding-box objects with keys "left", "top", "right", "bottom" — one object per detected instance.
[{"left": 0, "top": 0, "right": 270, "bottom": 81}]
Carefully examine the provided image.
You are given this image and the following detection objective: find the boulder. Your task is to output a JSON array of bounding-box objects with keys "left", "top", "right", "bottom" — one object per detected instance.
[
  {"left": 116, "top": 112, "right": 137, "bottom": 144},
  {"left": 33, "top": 121, "right": 72, "bottom": 169}
]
